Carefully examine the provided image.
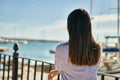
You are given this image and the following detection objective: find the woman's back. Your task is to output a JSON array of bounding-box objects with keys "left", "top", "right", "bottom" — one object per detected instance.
[
  {"left": 48, "top": 8, "right": 102, "bottom": 80},
  {"left": 55, "top": 43, "right": 101, "bottom": 80}
]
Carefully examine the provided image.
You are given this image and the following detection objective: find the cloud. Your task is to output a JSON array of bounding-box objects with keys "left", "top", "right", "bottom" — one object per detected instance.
[
  {"left": 34, "top": 19, "right": 67, "bottom": 31},
  {"left": 7, "top": 8, "right": 15, "bottom": 12},
  {"left": 1, "top": 3, "right": 15, "bottom": 12},
  {"left": 0, "top": 13, "right": 118, "bottom": 41},
  {"left": 0, "top": 20, "right": 68, "bottom": 40},
  {"left": 93, "top": 28, "right": 116, "bottom": 34},
  {"left": 30, "top": 19, "right": 68, "bottom": 40},
  {"left": 0, "top": 22, "right": 21, "bottom": 27},
  {"left": 92, "top": 14, "right": 118, "bottom": 23}
]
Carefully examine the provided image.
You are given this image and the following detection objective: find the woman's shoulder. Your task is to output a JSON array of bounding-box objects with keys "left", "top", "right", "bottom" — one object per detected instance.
[
  {"left": 57, "top": 42, "right": 68, "bottom": 49},
  {"left": 55, "top": 42, "right": 69, "bottom": 56}
]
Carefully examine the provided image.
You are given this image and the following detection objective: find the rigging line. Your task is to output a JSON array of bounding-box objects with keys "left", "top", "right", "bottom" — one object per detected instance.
[
  {"left": 95, "top": 0, "right": 108, "bottom": 26},
  {"left": 94, "top": 0, "right": 110, "bottom": 41},
  {"left": 109, "top": 0, "right": 120, "bottom": 36}
]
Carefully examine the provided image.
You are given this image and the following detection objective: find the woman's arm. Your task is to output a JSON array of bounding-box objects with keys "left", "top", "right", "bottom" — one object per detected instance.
[{"left": 48, "top": 69, "right": 60, "bottom": 80}]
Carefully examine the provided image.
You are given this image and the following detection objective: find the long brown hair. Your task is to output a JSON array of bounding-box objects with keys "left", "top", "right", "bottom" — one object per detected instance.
[{"left": 67, "top": 9, "right": 101, "bottom": 66}]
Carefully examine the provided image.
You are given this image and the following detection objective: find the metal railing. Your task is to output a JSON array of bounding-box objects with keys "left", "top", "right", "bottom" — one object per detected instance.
[
  {"left": 98, "top": 72, "right": 120, "bottom": 80},
  {"left": 0, "top": 43, "right": 120, "bottom": 80},
  {"left": 0, "top": 54, "right": 57, "bottom": 80},
  {"left": 0, "top": 43, "right": 58, "bottom": 80}
]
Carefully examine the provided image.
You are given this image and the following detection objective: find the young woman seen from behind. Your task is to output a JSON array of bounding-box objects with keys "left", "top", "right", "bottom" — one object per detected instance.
[{"left": 48, "top": 8, "right": 101, "bottom": 80}]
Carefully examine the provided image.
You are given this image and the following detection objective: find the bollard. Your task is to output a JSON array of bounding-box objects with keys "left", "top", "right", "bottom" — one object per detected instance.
[{"left": 12, "top": 43, "right": 19, "bottom": 80}]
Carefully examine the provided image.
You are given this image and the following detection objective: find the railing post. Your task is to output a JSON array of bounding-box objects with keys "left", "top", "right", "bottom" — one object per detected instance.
[
  {"left": 12, "top": 43, "right": 19, "bottom": 80},
  {"left": 41, "top": 62, "right": 44, "bottom": 80},
  {"left": 57, "top": 74, "right": 60, "bottom": 80},
  {"left": 101, "top": 75, "right": 105, "bottom": 80},
  {"left": 115, "top": 77, "right": 119, "bottom": 80}
]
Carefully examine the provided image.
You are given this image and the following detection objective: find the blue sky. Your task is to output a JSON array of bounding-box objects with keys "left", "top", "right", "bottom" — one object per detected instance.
[{"left": 0, "top": 0, "right": 119, "bottom": 42}]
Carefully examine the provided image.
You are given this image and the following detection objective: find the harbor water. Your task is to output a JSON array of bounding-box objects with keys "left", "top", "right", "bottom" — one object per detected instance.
[{"left": 0, "top": 41, "right": 61, "bottom": 63}]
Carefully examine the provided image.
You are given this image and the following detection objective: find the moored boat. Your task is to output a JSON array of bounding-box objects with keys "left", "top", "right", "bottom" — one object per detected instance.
[{"left": 0, "top": 47, "right": 9, "bottom": 52}]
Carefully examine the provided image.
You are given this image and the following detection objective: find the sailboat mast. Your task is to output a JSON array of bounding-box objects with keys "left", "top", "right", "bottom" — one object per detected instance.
[
  {"left": 90, "top": 0, "right": 93, "bottom": 16},
  {"left": 117, "top": 0, "right": 120, "bottom": 56},
  {"left": 90, "top": 0, "right": 93, "bottom": 19},
  {"left": 117, "top": 0, "right": 120, "bottom": 37}
]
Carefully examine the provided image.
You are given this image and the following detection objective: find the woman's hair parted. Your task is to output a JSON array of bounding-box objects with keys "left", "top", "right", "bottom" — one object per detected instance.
[{"left": 67, "top": 8, "right": 101, "bottom": 66}]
